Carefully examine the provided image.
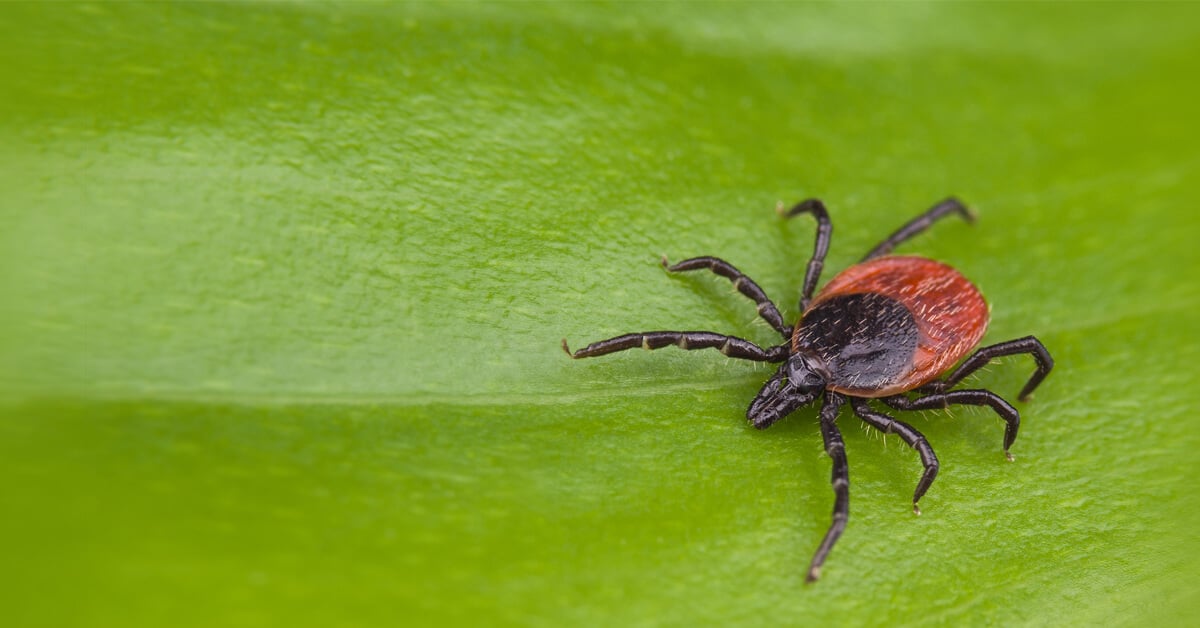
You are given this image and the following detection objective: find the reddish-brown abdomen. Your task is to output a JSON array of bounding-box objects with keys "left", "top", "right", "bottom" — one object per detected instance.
[{"left": 796, "top": 256, "right": 989, "bottom": 396}]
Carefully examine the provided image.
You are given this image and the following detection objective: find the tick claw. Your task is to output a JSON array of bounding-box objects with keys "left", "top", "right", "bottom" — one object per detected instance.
[
  {"left": 913, "top": 503, "right": 922, "bottom": 516},
  {"left": 805, "top": 566, "right": 821, "bottom": 584},
  {"left": 1005, "top": 451, "right": 1015, "bottom": 462},
  {"left": 561, "top": 338, "right": 574, "bottom": 357}
]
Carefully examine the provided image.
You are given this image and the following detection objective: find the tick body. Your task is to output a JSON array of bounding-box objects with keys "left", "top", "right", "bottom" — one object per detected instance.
[
  {"left": 797, "top": 256, "right": 988, "bottom": 399},
  {"left": 563, "top": 197, "right": 1054, "bottom": 583}
]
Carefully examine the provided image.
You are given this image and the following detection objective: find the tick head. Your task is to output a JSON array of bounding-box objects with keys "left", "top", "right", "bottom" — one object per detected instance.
[{"left": 746, "top": 353, "right": 828, "bottom": 429}]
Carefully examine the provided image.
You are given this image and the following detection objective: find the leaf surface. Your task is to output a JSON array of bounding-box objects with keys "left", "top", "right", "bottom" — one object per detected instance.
[{"left": 2, "top": 3, "right": 1198, "bottom": 625}]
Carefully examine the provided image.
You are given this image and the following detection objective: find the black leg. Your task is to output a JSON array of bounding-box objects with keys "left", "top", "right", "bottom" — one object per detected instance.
[
  {"left": 883, "top": 390, "right": 1020, "bottom": 460},
  {"left": 850, "top": 398, "right": 939, "bottom": 515},
  {"left": 922, "top": 336, "right": 1054, "bottom": 402},
  {"left": 780, "top": 198, "right": 832, "bottom": 312},
  {"left": 562, "top": 332, "right": 788, "bottom": 362},
  {"left": 861, "top": 197, "right": 975, "bottom": 261},
  {"left": 662, "top": 256, "right": 791, "bottom": 338},
  {"left": 806, "top": 391, "right": 848, "bottom": 583}
]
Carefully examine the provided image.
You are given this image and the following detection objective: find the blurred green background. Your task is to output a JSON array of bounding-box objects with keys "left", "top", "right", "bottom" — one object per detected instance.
[{"left": 2, "top": 2, "right": 1198, "bottom": 626}]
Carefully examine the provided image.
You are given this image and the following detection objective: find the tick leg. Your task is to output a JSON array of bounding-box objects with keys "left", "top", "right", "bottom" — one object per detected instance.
[
  {"left": 806, "top": 391, "right": 848, "bottom": 583},
  {"left": 884, "top": 390, "right": 1020, "bottom": 460},
  {"left": 921, "top": 336, "right": 1054, "bottom": 402},
  {"left": 850, "top": 398, "right": 939, "bottom": 515},
  {"left": 780, "top": 198, "right": 832, "bottom": 312},
  {"left": 562, "top": 332, "right": 788, "bottom": 362},
  {"left": 860, "top": 197, "right": 975, "bottom": 261},
  {"left": 662, "top": 256, "right": 791, "bottom": 338}
]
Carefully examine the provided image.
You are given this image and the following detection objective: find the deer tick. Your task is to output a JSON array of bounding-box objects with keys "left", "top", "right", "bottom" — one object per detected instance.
[{"left": 562, "top": 197, "right": 1053, "bottom": 583}]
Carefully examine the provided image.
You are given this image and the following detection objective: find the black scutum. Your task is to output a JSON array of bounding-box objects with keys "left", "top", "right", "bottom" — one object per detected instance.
[{"left": 795, "top": 293, "right": 919, "bottom": 391}]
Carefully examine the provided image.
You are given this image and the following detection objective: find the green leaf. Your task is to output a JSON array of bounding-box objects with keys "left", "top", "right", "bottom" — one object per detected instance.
[{"left": 2, "top": 3, "right": 1199, "bottom": 625}]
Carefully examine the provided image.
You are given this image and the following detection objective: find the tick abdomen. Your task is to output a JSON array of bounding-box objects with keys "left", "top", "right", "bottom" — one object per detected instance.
[{"left": 795, "top": 256, "right": 989, "bottom": 397}]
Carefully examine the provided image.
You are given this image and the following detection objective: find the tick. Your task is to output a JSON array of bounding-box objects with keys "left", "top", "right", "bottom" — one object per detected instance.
[{"left": 561, "top": 197, "right": 1053, "bottom": 583}]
